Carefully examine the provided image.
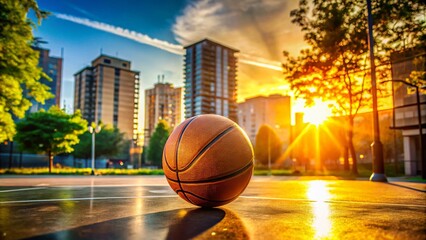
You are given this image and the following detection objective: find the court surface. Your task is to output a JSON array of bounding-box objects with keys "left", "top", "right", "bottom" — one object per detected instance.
[{"left": 0, "top": 176, "right": 425, "bottom": 239}]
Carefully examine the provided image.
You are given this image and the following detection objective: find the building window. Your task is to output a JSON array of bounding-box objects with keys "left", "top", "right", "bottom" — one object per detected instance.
[
  {"left": 113, "top": 115, "right": 118, "bottom": 126},
  {"left": 216, "top": 99, "right": 222, "bottom": 115},
  {"left": 104, "top": 59, "right": 111, "bottom": 64},
  {"left": 224, "top": 101, "right": 229, "bottom": 117}
]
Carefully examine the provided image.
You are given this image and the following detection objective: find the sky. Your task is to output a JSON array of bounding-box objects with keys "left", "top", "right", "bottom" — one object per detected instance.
[{"left": 31, "top": 0, "right": 307, "bottom": 125}]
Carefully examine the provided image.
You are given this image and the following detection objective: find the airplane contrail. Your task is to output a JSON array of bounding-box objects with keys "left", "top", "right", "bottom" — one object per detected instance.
[
  {"left": 239, "top": 53, "right": 283, "bottom": 71},
  {"left": 53, "top": 13, "right": 283, "bottom": 72},
  {"left": 54, "top": 13, "right": 184, "bottom": 55},
  {"left": 239, "top": 59, "right": 283, "bottom": 71}
]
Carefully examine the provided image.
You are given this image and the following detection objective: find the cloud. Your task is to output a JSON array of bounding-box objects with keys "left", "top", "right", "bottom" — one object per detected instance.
[
  {"left": 54, "top": 13, "right": 185, "bottom": 55},
  {"left": 173, "top": 0, "right": 306, "bottom": 101},
  {"left": 173, "top": 0, "right": 304, "bottom": 61},
  {"left": 53, "top": 8, "right": 303, "bottom": 101},
  {"left": 53, "top": 12, "right": 284, "bottom": 72}
]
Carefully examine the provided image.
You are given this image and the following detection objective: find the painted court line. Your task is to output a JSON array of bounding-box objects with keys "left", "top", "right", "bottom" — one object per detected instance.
[
  {"left": 0, "top": 195, "right": 177, "bottom": 204},
  {"left": 0, "top": 187, "right": 47, "bottom": 193},
  {"left": 239, "top": 196, "right": 426, "bottom": 208},
  {"left": 48, "top": 184, "right": 169, "bottom": 188},
  {"left": 148, "top": 190, "right": 173, "bottom": 194}
]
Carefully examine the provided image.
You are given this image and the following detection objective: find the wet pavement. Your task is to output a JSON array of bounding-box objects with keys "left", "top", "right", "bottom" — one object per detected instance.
[{"left": 0, "top": 176, "right": 425, "bottom": 239}]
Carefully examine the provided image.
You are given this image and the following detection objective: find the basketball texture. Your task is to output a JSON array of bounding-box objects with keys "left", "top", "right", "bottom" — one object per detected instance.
[{"left": 162, "top": 114, "right": 254, "bottom": 207}]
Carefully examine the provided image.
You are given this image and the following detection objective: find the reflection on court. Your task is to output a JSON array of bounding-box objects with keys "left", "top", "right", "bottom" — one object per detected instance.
[{"left": 307, "top": 181, "right": 332, "bottom": 239}]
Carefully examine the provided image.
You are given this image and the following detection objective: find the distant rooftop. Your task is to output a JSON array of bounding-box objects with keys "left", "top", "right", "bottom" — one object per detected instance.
[
  {"left": 184, "top": 38, "right": 239, "bottom": 52},
  {"left": 92, "top": 54, "right": 131, "bottom": 68},
  {"left": 242, "top": 94, "right": 290, "bottom": 102},
  {"left": 74, "top": 54, "right": 139, "bottom": 76}
]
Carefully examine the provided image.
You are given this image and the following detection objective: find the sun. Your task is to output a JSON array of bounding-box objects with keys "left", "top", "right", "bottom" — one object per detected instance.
[{"left": 303, "top": 99, "right": 332, "bottom": 125}]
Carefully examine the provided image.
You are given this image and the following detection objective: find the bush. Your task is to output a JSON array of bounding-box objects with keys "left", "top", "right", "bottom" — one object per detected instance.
[{"left": 0, "top": 168, "right": 164, "bottom": 175}]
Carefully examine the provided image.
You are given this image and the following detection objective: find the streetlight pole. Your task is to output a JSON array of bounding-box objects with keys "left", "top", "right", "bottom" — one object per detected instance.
[
  {"left": 89, "top": 125, "right": 101, "bottom": 175},
  {"left": 367, "top": 0, "right": 387, "bottom": 182},
  {"left": 382, "top": 79, "right": 425, "bottom": 179}
]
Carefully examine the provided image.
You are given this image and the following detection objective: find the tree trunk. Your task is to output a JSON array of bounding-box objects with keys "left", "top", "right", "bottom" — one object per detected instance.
[
  {"left": 8, "top": 141, "right": 14, "bottom": 169},
  {"left": 348, "top": 116, "right": 358, "bottom": 175},
  {"left": 48, "top": 150, "right": 53, "bottom": 173},
  {"left": 349, "top": 140, "right": 358, "bottom": 175},
  {"left": 343, "top": 145, "right": 349, "bottom": 171}
]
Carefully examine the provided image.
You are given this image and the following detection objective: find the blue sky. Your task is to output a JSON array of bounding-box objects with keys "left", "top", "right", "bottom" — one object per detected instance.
[
  {"left": 32, "top": 0, "right": 189, "bottom": 112},
  {"left": 30, "top": 0, "right": 307, "bottom": 127}
]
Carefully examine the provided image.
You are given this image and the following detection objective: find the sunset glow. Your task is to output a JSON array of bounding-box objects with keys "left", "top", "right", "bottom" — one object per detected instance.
[{"left": 303, "top": 99, "right": 333, "bottom": 125}]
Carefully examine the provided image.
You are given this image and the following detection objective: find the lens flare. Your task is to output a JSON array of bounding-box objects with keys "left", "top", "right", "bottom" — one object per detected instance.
[{"left": 304, "top": 99, "right": 332, "bottom": 125}]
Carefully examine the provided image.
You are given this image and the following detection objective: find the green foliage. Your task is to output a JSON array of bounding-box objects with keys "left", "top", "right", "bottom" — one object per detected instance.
[
  {"left": 0, "top": 0, "right": 53, "bottom": 142},
  {"left": 147, "top": 120, "right": 170, "bottom": 167},
  {"left": 73, "top": 124, "right": 125, "bottom": 160},
  {"left": 284, "top": 0, "right": 424, "bottom": 111},
  {"left": 284, "top": 0, "right": 425, "bottom": 174},
  {"left": 409, "top": 71, "right": 426, "bottom": 89},
  {"left": 14, "top": 106, "right": 87, "bottom": 171},
  {"left": 254, "top": 125, "right": 282, "bottom": 166},
  {"left": 116, "top": 139, "right": 131, "bottom": 160}
]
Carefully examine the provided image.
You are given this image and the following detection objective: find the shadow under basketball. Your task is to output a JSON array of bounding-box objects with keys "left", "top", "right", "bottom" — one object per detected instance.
[
  {"left": 166, "top": 208, "right": 225, "bottom": 240},
  {"left": 26, "top": 208, "right": 226, "bottom": 240}
]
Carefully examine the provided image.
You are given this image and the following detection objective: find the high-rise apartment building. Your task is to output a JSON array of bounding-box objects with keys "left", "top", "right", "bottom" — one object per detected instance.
[
  {"left": 30, "top": 46, "right": 62, "bottom": 112},
  {"left": 390, "top": 47, "right": 425, "bottom": 176},
  {"left": 183, "top": 39, "right": 238, "bottom": 122},
  {"left": 144, "top": 79, "right": 182, "bottom": 146},
  {"left": 238, "top": 94, "right": 291, "bottom": 145},
  {"left": 74, "top": 55, "right": 140, "bottom": 140}
]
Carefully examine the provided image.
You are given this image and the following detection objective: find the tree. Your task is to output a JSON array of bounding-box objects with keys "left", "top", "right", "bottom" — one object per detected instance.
[
  {"left": 254, "top": 125, "right": 282, "bottom": 167},
  {"left": 283, "top": 0, "right": 425, "bottom": 174},
  {"left": 73, "top": 124, "right": 125, "bottom": 162},
  {"left": 147, "top": 120, "right": 170, "bottom": 167},
  {"left": 0, "top": 0, "right": 53, "bottom": 142},
  {"left": 14, "top": 106, "right": 87, "bottom": 172}
]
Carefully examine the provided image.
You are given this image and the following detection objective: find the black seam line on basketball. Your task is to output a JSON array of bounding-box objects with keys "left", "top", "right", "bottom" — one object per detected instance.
[
  {"left": 164, "top": 118, "right": 196, "bottom": 173},
  {"left": 166, "top": 159, "right": 253, "bottom": 184},
  {"left": 163, "top": 145, "right": 174, "bottom": 172},
  {"left": 164, "top": 124, "right": 236, "bottom": 173},
  {"left": 175, "top": 116, "right": 198, "bottom": 205},
  {"left": 178, "top": 125, "right": 236, "bottom": 172},
  {"left": 177, "top": 168, "right": 254, "bottom": 204},
  {"left": 176, "top": 190, "right": 240, "bottom": 203},
  {"left": 163, "top": 149, "right": 175, "bottom": 176}
]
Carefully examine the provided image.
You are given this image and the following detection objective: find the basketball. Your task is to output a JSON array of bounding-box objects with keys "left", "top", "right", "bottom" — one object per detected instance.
[{"left": 162, "top": 114, "right": 254, "bottom": 207}]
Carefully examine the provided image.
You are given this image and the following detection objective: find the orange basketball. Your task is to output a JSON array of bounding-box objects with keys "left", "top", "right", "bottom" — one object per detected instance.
[{"left": 162, "top": 114, "right": 254, "bottom": 207}]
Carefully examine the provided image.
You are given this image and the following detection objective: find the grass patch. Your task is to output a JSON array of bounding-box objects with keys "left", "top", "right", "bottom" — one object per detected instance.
[
  {"left": 0, "top": 168, "right": 164, "bottom": 175},
  {"left": 1, "top": 168, "right": 92, "bottom": 175},
  {"left": 98, "top": 169, "right": 164, "bottom": 175},
  {"left": 356, "top": 162, "right": 405, "bottom": 178},
  {"left": 0, "top": 162, "right": 412, "bottom": 178},
  {"left": 253, "top": 169, "right": 295, "bottom": 176},
  {"left": 397, "top": 176, "right": 426, "bottom": 183}
]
